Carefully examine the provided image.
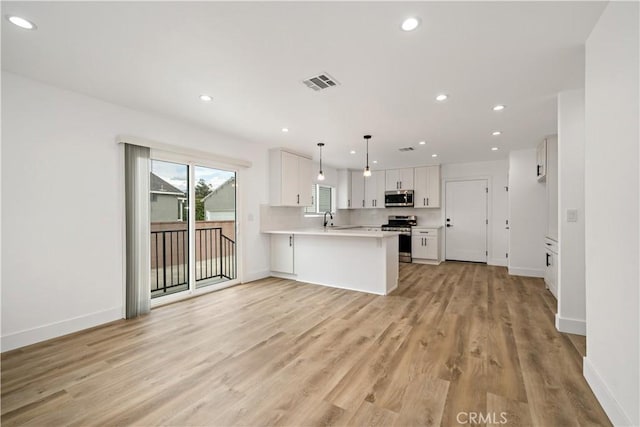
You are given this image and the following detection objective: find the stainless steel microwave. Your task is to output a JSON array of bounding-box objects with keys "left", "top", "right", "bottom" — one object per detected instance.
[{"left": 384, "top": 190, "right": 414, "bottom": 207}]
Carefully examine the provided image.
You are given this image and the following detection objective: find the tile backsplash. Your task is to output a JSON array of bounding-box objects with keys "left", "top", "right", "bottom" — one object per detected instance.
[
  {"left": 260, "top": 204, "right": 443, "bottom": 231},
  {"left": 260, "top": 205, "right": 351, "bottom": 231},
  {"left": 347, "top": 207, "right": 443, "bottom": 227}
]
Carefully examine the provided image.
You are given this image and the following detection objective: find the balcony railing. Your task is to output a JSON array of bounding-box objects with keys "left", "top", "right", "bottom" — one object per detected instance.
[{"left": 150, "top": 226, "right": 236, "bottom": 297}]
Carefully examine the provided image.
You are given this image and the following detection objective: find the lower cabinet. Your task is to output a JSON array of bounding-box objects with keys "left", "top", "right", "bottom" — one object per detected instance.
[
  {"left": 411, "top": 228, "right": 441, "bottom": 264},
  {"left": 271, "top": 234, "right": 294, "bottom": 274},
  {"left": 544, "top": 237, "right": 558, "bottom": 297}
]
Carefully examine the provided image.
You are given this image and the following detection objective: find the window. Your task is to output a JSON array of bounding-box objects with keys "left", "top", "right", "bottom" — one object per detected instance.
[{"left": 304, "top": 184, "right": 335, "bottom": 215}]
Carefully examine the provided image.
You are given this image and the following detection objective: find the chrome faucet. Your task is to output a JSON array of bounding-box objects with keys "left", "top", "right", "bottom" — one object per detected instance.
[{"left": 323, "top": 211, "right": 334, "bottom": 227}]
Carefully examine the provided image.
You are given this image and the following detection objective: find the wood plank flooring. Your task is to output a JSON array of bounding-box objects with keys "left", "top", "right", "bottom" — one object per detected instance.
[{"left": 1, "top": 263, "right": 612, "bottom": 426}]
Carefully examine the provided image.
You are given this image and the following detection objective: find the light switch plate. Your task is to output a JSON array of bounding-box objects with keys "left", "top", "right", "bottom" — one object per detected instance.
[{"left": 567, "top": 209, "right": 578, "bottom": 222}]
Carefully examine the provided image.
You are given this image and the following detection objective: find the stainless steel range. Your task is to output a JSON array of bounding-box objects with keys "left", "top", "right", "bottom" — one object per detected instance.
[{"left": 381, "top": 215, "right": 417, "bottom": 263}]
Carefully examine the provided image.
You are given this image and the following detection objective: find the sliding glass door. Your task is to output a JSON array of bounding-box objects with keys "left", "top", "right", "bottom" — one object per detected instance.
[
  {"left": 149, "top": 160, "right": 237, "bottom": 300},
  {"left": 194, "top": 165, "right": 237, "bottom": 288}
]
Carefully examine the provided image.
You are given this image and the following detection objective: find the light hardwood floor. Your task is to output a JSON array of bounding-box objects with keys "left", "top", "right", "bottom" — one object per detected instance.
[{"left": 1, "top": 263, "right": 611, "bottom": 426}]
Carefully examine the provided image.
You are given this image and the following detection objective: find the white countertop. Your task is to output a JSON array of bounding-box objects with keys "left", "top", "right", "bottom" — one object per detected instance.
[
  {"left": 413, "top": 225, "right": 444, "bottom": 229},
  {"left": 262, "top": 227, "right": 400, "bottom": 238}
]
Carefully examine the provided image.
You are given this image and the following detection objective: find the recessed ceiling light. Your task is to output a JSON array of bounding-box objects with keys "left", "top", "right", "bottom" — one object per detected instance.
[
  {"left": 419, "top": 141, "right": 426, "bottom": 145},
  {"left": 493, "top": 105, "right": 505, "bottom": 111},
  {"left": 492, "top": 131, "right": 502, "bottom": 136},
  {"left": 281, "top": 128, "right": 289, "bottom": 133},
  {"left": 350, "top": 150, "right": 356, "bottom": 154},
  {"left": 435, "top": 94, "right": 448, "bottom": 102},
  {"left": 431, "top": 154, "right": 438, "bottom": 158},
  {"left": 5, "top": 15, "right": 36, "bottom": 30},
  {"left": 401, "top": 17, "right": 420, "bottom": 32},
  {"left": 373, "top": 160, "right": 378, "bottom": 164},
  {"left": 491, "top": 147, "right": 499, "bottom": 151},
  {"left": 199, "top": 94, "right": 213, "bottom": 102}
]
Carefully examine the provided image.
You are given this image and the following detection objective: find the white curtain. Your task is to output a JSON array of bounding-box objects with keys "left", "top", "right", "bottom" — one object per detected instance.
[{"left": 124, "top": 143, "right": 151, "bottom": 318}]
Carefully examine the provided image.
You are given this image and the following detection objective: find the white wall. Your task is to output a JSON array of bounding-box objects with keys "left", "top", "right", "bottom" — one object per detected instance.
[
  {"left": 556, "top": 89, "right": 586, "bottom": 335},
  {"left": 1, "top": 72, "right": 271, "bottom": 351},
  {"left": 508, "top": 149, "right": 546, "bottom": 277},
  {"left": 583, "top": 2, "right": 639, "bottom": 425}
]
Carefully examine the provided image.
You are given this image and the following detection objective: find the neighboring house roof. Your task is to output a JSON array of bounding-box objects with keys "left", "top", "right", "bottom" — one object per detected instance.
[
  {"left": 150, "top": 172, "right": 185, "bottom": 196},
  {"left": 202, "top": 177, "right": 236, "bottom": 202}
]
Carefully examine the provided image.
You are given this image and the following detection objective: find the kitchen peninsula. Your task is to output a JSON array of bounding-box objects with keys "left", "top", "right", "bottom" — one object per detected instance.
[{"left": 263, "top": 228, "right": 400, "bottom": 295}]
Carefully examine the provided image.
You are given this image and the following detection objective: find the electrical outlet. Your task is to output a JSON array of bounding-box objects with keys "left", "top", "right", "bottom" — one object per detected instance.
[{"left": 567, "top": 209, "right": 578, "bottom": 222}]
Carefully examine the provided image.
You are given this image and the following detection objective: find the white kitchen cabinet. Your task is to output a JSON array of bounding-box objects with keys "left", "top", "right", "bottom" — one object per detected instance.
[
  {"left": 414, "top": 165, "right": 441, "bottom": 208},
  {"left": 269, "top": 149, "right": 313, "bottom": 207},
  {"left": 350, "top": 170, "right": 384, "bottom": 209},
  {"left": 350, "top": 171, "right": 365, "bottom": 209},
  {"left": 364, "top": 170, "right": 385, "bottom": 208},
  {"left": 544, "top": 237, "right": 558, "bottom": 297},
  {"left": 536, "top": 138, "right": 548, "bottom": 181},
  {"left": 270, "top": 234, "right": 295, "bottom": 274},
  {"left": 411, "top": 228, "right": 441, "bottom": 264},
  {"left": 385, "top": 168, "right": 414, "bottom": 191},
  {"left": 337, "top": 169, "right": 352, "bottom": 209}
]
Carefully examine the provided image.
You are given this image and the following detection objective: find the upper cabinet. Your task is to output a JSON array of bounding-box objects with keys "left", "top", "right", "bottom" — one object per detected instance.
[
  {"left": 349, "top": 170, "right": 384, "bottom": 209},
  {"left": 350, "top": 170, "right": 365, "bottom": 209},
  {"left": 414, "top": 165, "right": 441, "bottom": 208},
  {"left": 269, "top": 149, "right": 313, "bottom": 207},
  {"left": 385, "top": 168, "right": 414, "bottom": 191},
  {"left": 536, "top": 138, "right": 548, "bottom": 181},
  {"left": 364, "top": 170, "right": 385, "bottom": 208},
  {"left": 338, "top": 166, "right": 440, "bottom": 209},
  {"left": 337, "top": 169, "right": 352, "bottom": 209}
]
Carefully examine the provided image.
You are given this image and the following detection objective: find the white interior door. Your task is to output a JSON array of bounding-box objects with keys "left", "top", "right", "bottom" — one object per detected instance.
[{"left": 445, "top": 179, "right": 488, "bottom": 262}]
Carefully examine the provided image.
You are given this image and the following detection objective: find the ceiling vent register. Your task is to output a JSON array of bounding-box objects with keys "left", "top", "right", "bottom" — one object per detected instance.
[{"left": 302, "top": 73, "right": 339, "bottom": 91}]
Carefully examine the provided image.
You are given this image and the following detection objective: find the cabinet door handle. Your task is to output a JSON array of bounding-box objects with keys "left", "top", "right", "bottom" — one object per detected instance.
[
  {"left": 297, "top": 194, "right": 300, "bottom": 204},
  {"left": 546, "top": 253, "right": 550, "bottom": 267},
  {"left": 348, "top": 199, "right": 351, "bottom": 208},
  {"left": 399, "top": 181, "right": 402, "bottom": 189},
  {"left": 426, "top": 197, "right": 429, "bottom": 206},
  {"left": 423, "top": 198, "right": 426, "bottom": 206},
  {"left": 362, "top": 200, "right": 365, "bottom": 208},
  {"left": 289, "top": 235, "right": 293, "bottom": 247},
  {"left": 537, "top": 165, "right": 541, "bottom": 176}
]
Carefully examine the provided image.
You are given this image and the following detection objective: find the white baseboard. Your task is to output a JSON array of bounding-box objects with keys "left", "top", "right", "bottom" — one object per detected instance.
[
  {"left": 488, "top": 258, "right": 508, "bottom": 267},
  {"left": 270, "top": 271, "right": 297, "bottom": 280},
  {"left": 508, "top": 267, "right": 545, "bottom": 278},
  {"left": 242, "top": 269, "right": 270, "bottom": 283},
  {"left": 555, "top": 314, "right": 586, "bottom": 336},
  {"left": 1, "top": 307, "right": 122, "bottom": 352},
  {"left": 583, "top": 357, "right": 633, "bottom": 426},
  {"left": 412, "top": 259, "right": 442, "bottom": 265}
]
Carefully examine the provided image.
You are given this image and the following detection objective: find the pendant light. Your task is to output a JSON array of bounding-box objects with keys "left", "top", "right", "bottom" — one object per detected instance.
[
  {"left": 363, "top": 135, "right": 372, "bottom": 177},
  {"left": 317, "top": 142, "right": 325, "bottom": 181}
]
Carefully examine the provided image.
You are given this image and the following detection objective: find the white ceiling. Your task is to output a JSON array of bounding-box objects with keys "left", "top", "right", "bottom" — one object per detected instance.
[{"left": 1, "top": 1, "right": 606, "bottom": 169}]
